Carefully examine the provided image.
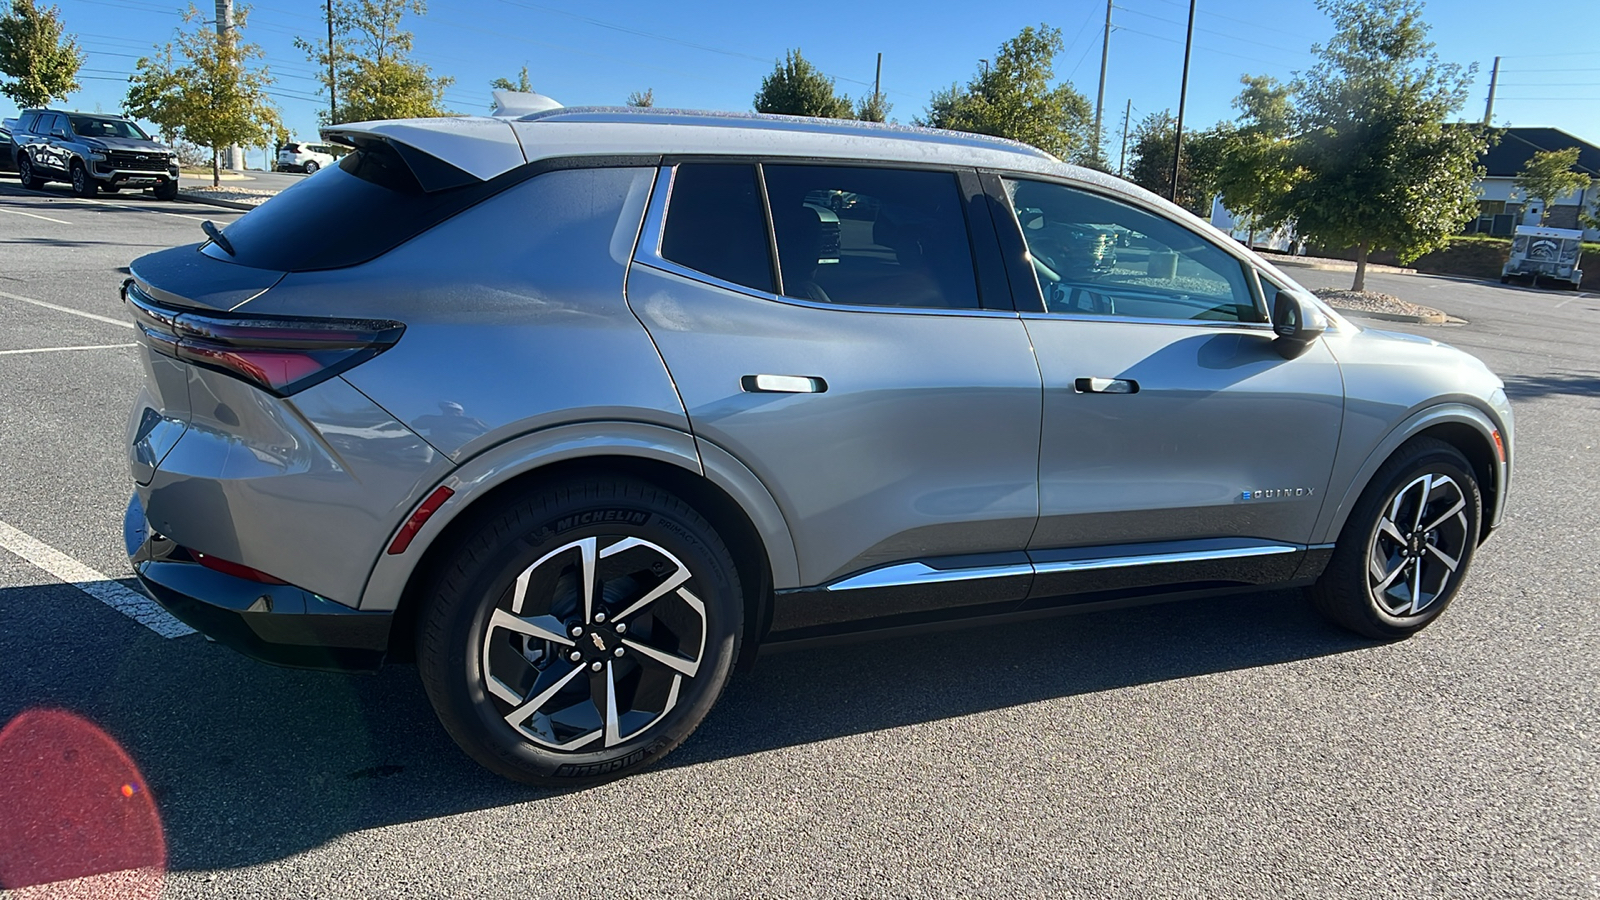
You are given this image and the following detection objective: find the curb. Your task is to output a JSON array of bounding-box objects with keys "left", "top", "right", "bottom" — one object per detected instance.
[
  {"left": 1328, "top": 307, "right": 1450, "bottom": 325},
  {"left": 175, "top": 193, "right": 258, "bottom": 212},
  {"left": 1271, "top": 257, "right": 1418, "bottom": 276}
]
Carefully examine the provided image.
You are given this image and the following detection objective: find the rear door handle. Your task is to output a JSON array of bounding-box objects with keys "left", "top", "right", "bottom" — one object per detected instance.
[
  {"left": 1074, "top": 377, "right": 1138, "bottom": 394},
  {"left": 741, "top": 374, "right": 827, "bottom": 394}
]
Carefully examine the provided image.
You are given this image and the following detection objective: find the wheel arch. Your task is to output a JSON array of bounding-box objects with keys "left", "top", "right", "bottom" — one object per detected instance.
[
  {"left": 1317, "top": 403, "right": 1507, "bottom": 546},
  {"left": 365, "top": 422, "right": 797, "bottom": 669}
]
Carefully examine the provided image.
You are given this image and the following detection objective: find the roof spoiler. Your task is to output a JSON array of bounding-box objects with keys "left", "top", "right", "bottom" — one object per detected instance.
[{"left": 320, "top": 117, "right": 528, "bottom": 186}]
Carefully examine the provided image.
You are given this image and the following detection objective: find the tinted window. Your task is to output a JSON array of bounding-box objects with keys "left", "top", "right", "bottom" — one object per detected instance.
[
  {"left": 17, "top": 112, "right": 37, "bottom": 134},
  {"left": 207, "top": 141, "right": 520, "bottom": 272},
  {"left": 659, "top": 163, "right": 774, "bottom": 293},
  {"left": 764, "top": 165, "right": 980, "bottom": 309},
  {"left": 1004, "top": 178, "right": 1262, "bottom": 323}
]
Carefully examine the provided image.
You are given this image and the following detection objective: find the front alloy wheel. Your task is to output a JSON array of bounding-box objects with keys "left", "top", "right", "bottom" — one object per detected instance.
[
  {"left": 1312, "top": 437, "right": 1482, "bottom": 639},
  {"left": 70, "top": 162, "right": 96, "bottom": 197},
  {"left": 418, "top": 477, "right": 741, "bottom": 785}
]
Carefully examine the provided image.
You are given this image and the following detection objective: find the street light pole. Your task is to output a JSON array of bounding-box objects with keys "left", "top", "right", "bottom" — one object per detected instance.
[{"left": 1169, "top": 0, "right": 1196, "bottom": 204}]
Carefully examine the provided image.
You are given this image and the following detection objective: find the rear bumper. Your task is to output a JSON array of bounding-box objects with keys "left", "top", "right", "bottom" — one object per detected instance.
[{"left": 125, "top": 493, "right": 392, "bottom": 672}]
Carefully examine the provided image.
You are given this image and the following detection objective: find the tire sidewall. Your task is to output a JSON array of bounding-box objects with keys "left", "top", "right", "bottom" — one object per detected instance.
[
  {"left": 426, "top": 485, "right": 741, "bottom": 784},
  {"left": 1351, "top": 447, "right": 1482, "bottom": 633}
]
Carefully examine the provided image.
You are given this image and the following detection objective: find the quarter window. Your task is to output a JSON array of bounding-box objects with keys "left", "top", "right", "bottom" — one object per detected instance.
[
  {"left": 1004, "top": 178, "right": 1262, "bottom": 323},
  {"left": 659, "top": 163, "right": 775, "bottom": 294},
  {"left": 764, "top": 165, "right": 981, "bottom": 310}
]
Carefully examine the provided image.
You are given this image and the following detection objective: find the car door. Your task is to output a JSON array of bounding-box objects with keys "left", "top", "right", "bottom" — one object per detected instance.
[
  {"left": 984, "top": 173, "right": 1345, "bottom": 603},
  {"left": 625, "top": 161, "right": 1043, "bottom": 631}
]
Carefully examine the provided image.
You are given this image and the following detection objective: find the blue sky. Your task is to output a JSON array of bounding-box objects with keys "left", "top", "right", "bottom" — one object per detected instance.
[{"left": 41, "top": 0, "right": 1600, "bottom": 164}]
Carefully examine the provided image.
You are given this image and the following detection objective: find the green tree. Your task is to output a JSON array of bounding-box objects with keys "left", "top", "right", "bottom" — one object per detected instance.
[
  {"left": 0, "top": 0, "right": 82, "bottom": 107},
  {"left": 125, "top": 6, "right": 281, "bottom": 187},
  {"left": 855, "top": 90, "right": 890, "bottom": 123},
  {"left": 1212, "top": 75, "right": 1299, "bottom": 242},
  {"left": 916, "top": 25, "right": 1091, "bottom": 163},
  {"left": 490, "top": 64, "right": 531, "bottom": 93},
  {"left": 754, "top": 49, "right": 851, "bottom": 118},
  {"left": 295, "top": 0, "right": 452, "bottom": 125},
  {"left": 1513, "top": 147, "right": 1590, "bottom": 225},
  {"left": 1279, "top": 0, "right": 1487, "bottom": 290},
  {"left": 627, "top": 87, "right": 654, "bottom": 108},
  {"left": 1126, "top": 110, "right": 1227, "bottom": 214}
]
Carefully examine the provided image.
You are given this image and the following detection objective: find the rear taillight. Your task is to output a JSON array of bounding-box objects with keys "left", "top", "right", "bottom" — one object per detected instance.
[
  {"left": 123, "top": 280, "right": 403, "bottom": 397},
  {"left": 192, "top": 550, "right": 288, "bottom": 585}
]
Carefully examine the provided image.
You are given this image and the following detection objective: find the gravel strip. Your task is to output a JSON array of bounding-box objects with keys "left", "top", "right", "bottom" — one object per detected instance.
[
  {"left": 1312, "top": 288, "right": 1444, "bottom": 319},
  {"left": 178, "top": 186, "right": 275, "bottom": 207}
]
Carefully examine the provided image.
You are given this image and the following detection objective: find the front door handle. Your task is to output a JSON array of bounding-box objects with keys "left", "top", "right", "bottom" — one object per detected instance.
[
  {"left": 1074, "top": 377, "right": 1139, "bottom": 394},
  {"left": 741, "top": 374, "right": 827, "bottom": 394}
]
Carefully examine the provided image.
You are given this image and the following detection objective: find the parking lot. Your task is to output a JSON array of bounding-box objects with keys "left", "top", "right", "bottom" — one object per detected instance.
[{"left": 0, "top": 178, "right": 1597, "bottom": 898}]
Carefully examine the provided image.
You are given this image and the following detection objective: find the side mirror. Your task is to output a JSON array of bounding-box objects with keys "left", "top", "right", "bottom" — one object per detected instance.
[{"left": 1271, "top": 289, "right": 1328, "bottom": 360}]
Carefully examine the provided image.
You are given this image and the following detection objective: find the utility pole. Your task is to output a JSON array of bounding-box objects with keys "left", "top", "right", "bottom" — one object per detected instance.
[
  {"left": 1483, "top": 56, "right": 1500, "bottom": 126},
  {"left": 326, "top": 0, "right": 338, "bottom": 125},
  {"left": 1169, "top": 0, "right": 1196, "bottom": 204},
  {"left": 1093, "top": 0, "right": 1112, "bottom": 161},
  {"left": 874, "top": 52, "right": 883, "bottom": 110},
  {"left": 212, "top": 0, "right": 244, "bottom": 169},
  {"left": 1118, "top": 98, "right": 1132, "bottom": 177}
]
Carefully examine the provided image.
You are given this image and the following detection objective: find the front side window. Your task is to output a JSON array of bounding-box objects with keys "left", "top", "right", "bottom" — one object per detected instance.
[
  {"left": 659, "top": 163, "right": 775, "bottom": 294},
  {"left": 764, "top": 165, "right": 981, "bottom": 310},
  {"left": 1004, "top": 178, "right": 1262, "bottom": 323}
]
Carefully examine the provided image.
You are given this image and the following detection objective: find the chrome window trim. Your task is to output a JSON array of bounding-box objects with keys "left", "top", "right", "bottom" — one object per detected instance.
[
  {"left": 1019, "top": 312, "right": 1276, "bottom": 332},
  {"left": 826, "top": 562, "right": 1033, "bottom": 592},
  {"left": 824, "top": 543, "right": 1300, "bottom": 592},
  {"left": 634, "top": 163, "right": 1022, "bottom": 320}
]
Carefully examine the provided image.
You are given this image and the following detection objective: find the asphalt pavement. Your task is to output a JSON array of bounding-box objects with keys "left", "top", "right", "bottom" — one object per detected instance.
[{"left": 0, "top": 176, "right": 1596, "bottom": 898}]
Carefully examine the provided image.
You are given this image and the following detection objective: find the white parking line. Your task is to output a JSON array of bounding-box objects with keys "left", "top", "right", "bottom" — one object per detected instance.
[
  {"left": 0, "top": 207, "right": 71, "bottom": 225},
  {"left": 0, "top": 520, "right": 194, "bottom": 639},
  {"left": 61, "top": 196, "right": 209, "bottom": 222},
  {"left": 0, "top": 289, "right": 133, "bottom": 329},
  {"left": 0, "top": 343, "right": 137, "bottom": 356}
]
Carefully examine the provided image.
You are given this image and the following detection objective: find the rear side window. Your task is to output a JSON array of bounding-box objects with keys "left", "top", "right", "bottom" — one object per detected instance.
[
  {"left": 17, "top": 111, "right": 38, "bottom": 134},
  {"left": 207, "top": 140, "right": 502, "bottom": 272},
  {"left": 659, "top": 163, "right": 775, "bottom": 294},
  {"left": 764, "top": 165, "right": 980, "bottom": 310}
]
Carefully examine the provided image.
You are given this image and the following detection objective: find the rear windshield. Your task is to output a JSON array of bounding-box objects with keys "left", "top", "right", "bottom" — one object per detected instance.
[
  {"left": 69, "top": 116, "right": 149, "bottom": 140},
  {"left": 207, "top": 141, "right": 503, "bottom": 272}
]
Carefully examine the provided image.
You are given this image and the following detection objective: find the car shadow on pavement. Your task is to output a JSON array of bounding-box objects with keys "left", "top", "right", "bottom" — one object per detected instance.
[
  {"left": 1501, "top": 372, "right": 1600, "bottom": 400},
  {"left": 0, "top": 581, "right": 1366, "bottom": 875}
]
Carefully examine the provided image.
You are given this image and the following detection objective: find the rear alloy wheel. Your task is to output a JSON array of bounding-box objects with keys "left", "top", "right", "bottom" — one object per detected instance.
[
  {"left": 418, "top": 477, "right": 742, "bottom": 785},
  {"left": 70, "top": 161, "right": 97, "bottom": 197},
  {"left": 17, "top": 155, "right": 45, "bottom": 191},
  {"left": 1311, "top": 437, "right": 1481, "bottom": 639},
  {"left": 303, "top": 160, "right": 319, "bottom": 174}
]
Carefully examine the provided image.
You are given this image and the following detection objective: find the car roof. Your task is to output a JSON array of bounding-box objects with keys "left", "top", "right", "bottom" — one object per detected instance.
[{"left": 320, "top": 106, "right": 1201, "bottom": 229}]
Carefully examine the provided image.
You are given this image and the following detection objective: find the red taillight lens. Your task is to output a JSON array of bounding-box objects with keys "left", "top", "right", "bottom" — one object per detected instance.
[
  {"left": 192, "top": 550, "right": 288, "bottom": 585},
  {"left": 124, "top": 280, "right": 404, "bottom": 397}
]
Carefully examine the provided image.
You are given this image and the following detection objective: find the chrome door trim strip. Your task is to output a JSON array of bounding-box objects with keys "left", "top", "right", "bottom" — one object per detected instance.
[
  {"left": 824, "top": 544, "right": 1301, "bottom": 592},
  {"left": 1029, "top": 544, "right": 1299, "bottom": 575},
  {"left": 825, "top": 562, "right": 1033, "bottom": 592}
]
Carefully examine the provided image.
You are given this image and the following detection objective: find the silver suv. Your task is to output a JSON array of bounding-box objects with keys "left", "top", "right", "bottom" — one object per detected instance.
[
  {"left": 122, "top": 109, "right": 1513, "bottom": 785},
  {"left": 13, "top": 109, "right": 180, "bottom": 198}
]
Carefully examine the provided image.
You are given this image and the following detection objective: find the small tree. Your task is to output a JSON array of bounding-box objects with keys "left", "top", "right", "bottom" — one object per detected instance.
[
  {"left": 1213, "top": 75, "right": 1299, "bottom": 242},
  {"left": 626, "top": 87, "right": 654, "bottom": 108},
  {"left": 295, "top": 0, "right": 452, "bottom": 124},
  {"left": 916, "top": 25, "right": 1091, "bottom": 163},
  {"left": 125, "top": 6, "right": 281, "bottom": 186},
  {"left": 1280, "top": 0, "right": 1487, "bottom": 290},
  {"left": 0, "top": 0, "right": 82, "bottom": 107},
  {"left": 1513, "top": 147, "right": 1590, "bottom": 225},
  {"left": 1127, "top": 111, "right": 1227, "bottom": 214},
  {"left": 855, "top": 90, "right": 889, "bottom": 123},
  {"left": 754, "top": 49, "right": 852, "bottom": 118},
  {"left": 490, "top": 65, "right": 532, "bottom": 93}
]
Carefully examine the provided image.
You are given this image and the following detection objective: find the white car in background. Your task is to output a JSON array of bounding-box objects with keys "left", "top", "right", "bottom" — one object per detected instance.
[{"left": 276, "top": 141, "right": 337, "bottom": 174}]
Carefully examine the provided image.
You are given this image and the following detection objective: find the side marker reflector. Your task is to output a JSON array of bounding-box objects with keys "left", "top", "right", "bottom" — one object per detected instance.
[
  {"left": 388, "top": 486, "right": 454, "bottom": 555},
  {"left": 1491, "top": 429, "right": 1505, "bottom": 463}
]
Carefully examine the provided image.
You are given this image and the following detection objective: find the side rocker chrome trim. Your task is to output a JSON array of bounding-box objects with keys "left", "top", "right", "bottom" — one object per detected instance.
[
  {"left": 825, "top": 562, "right": 1033, "bottom": 592},
  {"left": 824, "top": 544, "right": 1300, "bottom": 592}
]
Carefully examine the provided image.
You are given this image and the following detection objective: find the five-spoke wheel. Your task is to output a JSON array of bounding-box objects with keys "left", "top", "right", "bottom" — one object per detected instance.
[{"left": 418, "top": 478, "right": 741, "bottom": 785}]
